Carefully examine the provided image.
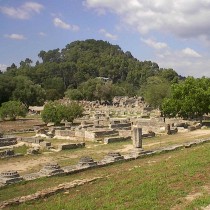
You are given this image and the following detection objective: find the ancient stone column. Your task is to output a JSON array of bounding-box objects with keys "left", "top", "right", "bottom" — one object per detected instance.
[
  {"left": 132, "top": 126, "right": 142, "bottom": 148},
  {"left": 166, "top": 124, "right": 171, "bottom": 135}
]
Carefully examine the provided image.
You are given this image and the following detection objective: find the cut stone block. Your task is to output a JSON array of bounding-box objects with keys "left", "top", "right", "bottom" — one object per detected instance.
[
  {"left": 77, "top": 156, "right": 97, "bottom": 168},
  {"left": 99, "top": 152, "right": 124, "bottom": 164},
  {"left": 39, "top": 163, "right": 64, "bottom": 176},
  {"left": 0, "top": 170, "right": 23, "bottom": 184}
]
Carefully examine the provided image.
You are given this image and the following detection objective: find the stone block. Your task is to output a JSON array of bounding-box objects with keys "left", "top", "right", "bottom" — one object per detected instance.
[
  {"left": 104, "top": 136, "right": 130, "bottom": 144},
  {"left": 0, "top": 137, "right": 17, "bottom": 147},
  {"left": 99, "top": 152, "right": 124, "bottom": 164},
  {"left": 0, "top": 149, "right": 14, "bottom": 158},
  {"left": 40, "top": 141, "right": 51, "bottom": 147},
  {"left": 39, "top": 163, "right": 64, "bottom": 176},
  {"left": 58, "top": 142, "right": 85, "bottom": 150},
  {"left": 77, "top": 156, "right": 97, "bottom": 168},
  {"left": 0, "top": 170, "right": 23, "bottom": 184},
  {"left": 132, "top": 126, "right": 142, "bottom": 148}
]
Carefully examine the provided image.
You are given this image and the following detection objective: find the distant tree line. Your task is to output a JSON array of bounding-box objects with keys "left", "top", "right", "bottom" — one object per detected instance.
[{"left": 0, "top": 39, "right": 182, "bottom": 107}]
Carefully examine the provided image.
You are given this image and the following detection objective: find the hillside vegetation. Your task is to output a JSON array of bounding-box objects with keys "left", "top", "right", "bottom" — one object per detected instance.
[{"left": 0, "top": 39, "right": 180, "bottom": 106}]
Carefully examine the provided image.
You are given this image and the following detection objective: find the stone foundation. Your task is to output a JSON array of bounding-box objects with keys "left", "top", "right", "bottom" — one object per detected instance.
[
  {"left": 39, "top": 163, "right": 64, "bottom": 176},
  {"left": 0, "top": 137, "right": 17, "bottom": 147},
  {"left": 104, "top": 136, "right": 130, "bottom": 144},
  {"left": 0, "top": 149, "right": 14, "bottom": 158},
  {"left": 21, "top": 137, "right": 44, "bottom": 144},
  {"left": 0, "top": 170, "right": 23, "bottom": 184},
  {"left": 58, "top": 142, "right": 85, "bottom": 150}
]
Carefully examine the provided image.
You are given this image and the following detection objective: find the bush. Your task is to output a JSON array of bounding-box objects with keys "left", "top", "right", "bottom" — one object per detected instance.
[
  {"left": 0, "top": 100, "right": 27, "bottom": 121},
  {"left": 41, "top": 101, "right": 84, "bottom": 125},
  {"left": 65, "top": 89, "right": 83, "bottom": 100}
]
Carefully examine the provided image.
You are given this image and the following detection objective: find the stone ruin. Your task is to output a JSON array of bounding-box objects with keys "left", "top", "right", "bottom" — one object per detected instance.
[
  {"left": 30, "top": 99, "right": 187, "bottom": 144},
  {"left": 39, "top": 163, "right": 64, "bottom": 176},
  {"left": 128, "top": 126, "right": 144, "bottom": 157},
  {"left": 2, "top": 132, "right": 210, "bottom": 186},
  {"left": 58, "top": 142, "right": 85, "bottom": 150},
  {"left": 27, "top": 147, "right": 40, "bottom": 155},
  {"left": 112, "top": 96, "right": 144, "bottom": 107},
  {"left": 0, "top": 149, "right": 16, "bottom": 158},
  {"left": 0, "top": 136, "right": 17, "bottom": 147},
  {"left": 99, "top": 152, "right": 124, "bottom": 165},
  {"left": 0, "top": 170, "right": 23, "bottom": 184},
  {"left": 77, "top": 156, "right": 97, "bottom": 168},
  {"left": 166, "top": 124, "right": 178, "bottom": 135}
]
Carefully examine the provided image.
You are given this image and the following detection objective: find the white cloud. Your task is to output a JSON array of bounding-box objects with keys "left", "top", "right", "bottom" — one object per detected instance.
[
  {"left": 84, "top": 0, "right": 210, "bottom": 39},
  {"left": 85, "top": 0, "right": 210, "bottom": 77},
  {"left": 38, "top": 32, "right": 47, "bottom": 36},
  {"left": 141, "top": 38, "right": 168, "bottom": 50},
  {"left": 182, "top": 48, "right": 202, "bottom": 58},
  {"left": 0, "top": 64, "right": 7, "bottom": 72},
  {"left": 155, "top": 48, "right": 205, "bottom": 77},
  {"left": 53, "top": 18, "right": 79, "bottom": 31},
  {"left": 99, "top": 29, "right": 118, "bottom": 40},
  {"left": 0, "top": 2, "right": 44, "bottom": 19},
  {"left": 5, "top": 33, "right": 26, "bottom": 40}
]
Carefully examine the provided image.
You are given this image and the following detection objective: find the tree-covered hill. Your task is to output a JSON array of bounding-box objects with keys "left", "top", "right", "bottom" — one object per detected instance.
[{"left": 0, "top": 39, "right": 181, "bottom": 106}]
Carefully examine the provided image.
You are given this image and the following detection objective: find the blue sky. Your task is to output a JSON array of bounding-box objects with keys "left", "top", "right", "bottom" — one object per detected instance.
[{"left": 1, "top": 0, "right": 210, "bottom": 77}]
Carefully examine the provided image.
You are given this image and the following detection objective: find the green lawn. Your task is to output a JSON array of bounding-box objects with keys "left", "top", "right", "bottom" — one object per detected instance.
[{"left": 2, "top": 142, "right": 210, "bottom": 209}]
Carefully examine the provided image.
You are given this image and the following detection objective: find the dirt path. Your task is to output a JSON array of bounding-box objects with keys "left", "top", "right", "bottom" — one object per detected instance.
[{"left": 0, "top": 156, "right": 54, "bottom": 174}]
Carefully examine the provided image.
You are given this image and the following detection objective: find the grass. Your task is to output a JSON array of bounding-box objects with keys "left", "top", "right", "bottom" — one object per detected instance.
[
  {"left": 2, "top": 142, "right": 210, "bottom": 209},
  {"left": 1, "top": 129, "right": 210, "bottom": 175},
  {"left": 13, "top": 145, "right": 28, "bottom": 154},
  {"left": 14, "top": 132, "right": 36, "bottom": 137}
]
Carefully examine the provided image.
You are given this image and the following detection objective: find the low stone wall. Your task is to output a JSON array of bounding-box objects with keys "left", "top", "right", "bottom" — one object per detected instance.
[
  {"left": 39, "top": 141, "right": 51, "bottom": 147},
  {"left": 54, "top": 130, "right": 75, "bottom": 137},
  {"left": 21, "top": 137, "right": 44, "bottom": 144},
  {"left": 58, "top": 142, "right": 85, "bottom": 150},
  {"left": 94, "top": 130, "right": 118, "bottom": 138},
  {"left": 84, "top": 129, "right": 119, "bottom": 141},
  {"left": 134, "top": 118, "right": 166, "bottom": 133},
  {"left": 142, "top": 131, "right": 156, "bottom": 138},
  {"left": 188, "top": 123, "right": 202, "bottom": 131},
  {"left": 109, "top": 123, "right": 131, "bottom": 130},
  {"left": 0, "top": 137, "right": 17, "bottom": 147},
  {"left": 0, "top": 149, "right": 14, "bottom": 158},
  {"left": 104, "top": 136, "right": 131, "bottom": 144}
]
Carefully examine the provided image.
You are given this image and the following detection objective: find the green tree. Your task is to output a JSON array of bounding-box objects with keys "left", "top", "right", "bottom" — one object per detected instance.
[
  {"left": 0, "top": 101, "right": 27, "bottom": 121},
  {"left": 78, "top": 78, "right": 102, "bottom": 101},
  {"left": 161, "top": 77, "right": 210, "bottom": 123},
  {"left": 43, "top": 77, "right": 65, "bottom": 100},
  {"left": 41, "top": 101, "right": 65, "bottom": 125},
  {"left": 65, "top": 89, "right": 83, "bottom": 100},
  {"left": 63, "top": 102, "right": 84, "bottom": 122},
  {"left": 0, "top": 75, "right": 15, "bottom": 105},
  {"left": 157, "top": 68, "right": 179, "bottom": 83},
  {"left": 141, "top": 76, "right": 171, "bottom": 108},
  {"left": 12, "top": 76, "right": 46, "bottom": 106},
  {"left": 41, "top": 101, "right": 83, "bottom": 125}
]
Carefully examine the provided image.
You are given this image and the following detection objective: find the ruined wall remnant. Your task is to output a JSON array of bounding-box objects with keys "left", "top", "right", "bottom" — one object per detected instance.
[
  {"left": 58, "top": 142, "right": 85, "bottom": 150},
  {"left": 0, "top": 137, "right": 17, "bottom": 147}
]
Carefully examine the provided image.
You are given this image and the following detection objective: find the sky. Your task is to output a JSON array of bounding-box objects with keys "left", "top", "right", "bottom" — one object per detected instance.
[{"left": 1, "top": 0, "right": 210, "bottom": 78}]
